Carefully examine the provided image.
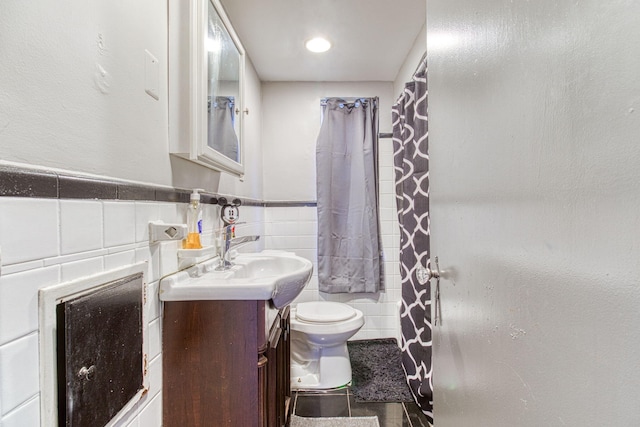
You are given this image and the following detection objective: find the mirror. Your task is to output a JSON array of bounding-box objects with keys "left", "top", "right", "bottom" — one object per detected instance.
[
  {"left": 168, "top": 0, "right": 245, "bottom": 177},
  {"left": 207, "top": 0, "right": 240, "bottom": 163}
]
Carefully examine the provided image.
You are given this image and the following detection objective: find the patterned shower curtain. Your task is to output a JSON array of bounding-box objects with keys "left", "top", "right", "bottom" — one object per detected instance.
[{"left": 392, "top": 56, "right": 432, "bottom": 422}]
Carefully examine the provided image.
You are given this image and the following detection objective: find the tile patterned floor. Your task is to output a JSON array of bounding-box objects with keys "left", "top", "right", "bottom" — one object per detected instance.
[{"left": 291, "top": 388, "right": 432, "bottom": 427}]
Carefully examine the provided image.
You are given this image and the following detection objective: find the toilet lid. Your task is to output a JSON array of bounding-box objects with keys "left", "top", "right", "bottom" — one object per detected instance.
[{"left": 296, "top": 302, "right": 356, "bottom": 323}]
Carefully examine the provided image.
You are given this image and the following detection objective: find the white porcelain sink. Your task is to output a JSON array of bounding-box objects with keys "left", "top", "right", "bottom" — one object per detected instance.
[{"left": 159, "top": 250, "right": 313, "bottom": 308}]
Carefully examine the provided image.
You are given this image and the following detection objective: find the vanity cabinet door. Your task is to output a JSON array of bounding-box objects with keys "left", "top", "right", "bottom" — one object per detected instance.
[
  {"left": 163, "top": 300, "right": 260, "bottom": 427},
  {"left": 163, "top": 300, "right": 289, "bottom": 427},
  {"left": 279, "top": 307, "right": 292, "bottom": 425},
  {"left": 265, "top": 306, "right": 291, "bottom": 427},
  {"left": 258, "top": 355, "right": 268, "bottom": 427},
  {"left": 266, "top": 323, "right": 282, "bottom": 427}
]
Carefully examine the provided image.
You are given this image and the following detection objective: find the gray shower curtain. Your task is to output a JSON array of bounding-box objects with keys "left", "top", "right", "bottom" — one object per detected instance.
[
  {"left": 392, "top": 57, "right": 433, "bottom": 422},
  {"left": 208, "top": 96, "right": 239, "bottom": 161},
  {"left": 316, "top": 97, "right": 384, "bottom": 294}
]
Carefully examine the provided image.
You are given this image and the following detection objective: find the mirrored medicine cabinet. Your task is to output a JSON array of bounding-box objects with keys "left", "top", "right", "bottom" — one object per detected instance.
[{"left": 169, "top": 0, "right": 246, "bottom": 177}]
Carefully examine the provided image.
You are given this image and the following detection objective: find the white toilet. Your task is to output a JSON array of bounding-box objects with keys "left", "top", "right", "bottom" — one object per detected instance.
[{"left": 290, "top": 301, "right": 365, "bottom": 390}]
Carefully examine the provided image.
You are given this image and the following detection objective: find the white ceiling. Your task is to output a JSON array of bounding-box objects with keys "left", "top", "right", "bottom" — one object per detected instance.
[{"left": 219, "top": 0, "right": 426, "bottom": 82}]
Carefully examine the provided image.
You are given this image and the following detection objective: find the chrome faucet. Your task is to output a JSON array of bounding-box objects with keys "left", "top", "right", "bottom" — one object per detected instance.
[{"left": 216, "top": 223, "right": 260, "bottom": 270}]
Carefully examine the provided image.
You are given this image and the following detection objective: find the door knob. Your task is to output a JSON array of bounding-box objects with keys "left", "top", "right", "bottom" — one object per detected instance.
[
  {"left": 416, "top": 257, "right": 442, "bottom": 326},
  {"left": 416, "top": 256, "right": 440, "bottom": 285}
]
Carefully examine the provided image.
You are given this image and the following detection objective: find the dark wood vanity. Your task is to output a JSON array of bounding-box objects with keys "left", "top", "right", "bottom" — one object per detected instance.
[{"left": 162, "top": 300, "right": 291, "bottom": 427}]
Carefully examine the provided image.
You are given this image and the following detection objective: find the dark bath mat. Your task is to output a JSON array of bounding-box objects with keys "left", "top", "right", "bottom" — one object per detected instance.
[{"left": 347, "top": 338, "right": 413, "bottom": 403}]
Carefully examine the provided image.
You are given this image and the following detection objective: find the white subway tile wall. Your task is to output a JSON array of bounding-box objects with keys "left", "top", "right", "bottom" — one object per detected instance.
[
  {"left": 0, "top": 332, "right": 40, "bottom": 415},
  {"left": 1, "top": 395, "right": 39, "bottom": 427},
  {"left": 60, "top": 256, "right": 105, "bottom": 282},
  {"left": 103, "top": 202, "right": 137, "bottom": 247},
  {"left": 0, "top": 198, "right": 59, "bottom": 265},
  {"left": 0, "top": 197, "right": 195, "bottom": 427},
  {"left": 0, "top": 199, "right": 266, "bottom": 425},
  {"left": 0, "top": 266, "right": 60, "bottom": 345},
  {"left": 60, "top": 200, "right": 104, "bottom": 255}
]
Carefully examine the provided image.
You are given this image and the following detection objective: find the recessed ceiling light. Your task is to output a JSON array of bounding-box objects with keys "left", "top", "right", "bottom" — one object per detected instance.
[{"left": 305, "top": 37, "right": 331, "bottom": 53}]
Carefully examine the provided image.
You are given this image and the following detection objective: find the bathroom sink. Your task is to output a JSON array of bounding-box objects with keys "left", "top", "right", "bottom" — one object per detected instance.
[{"left": 159, "top": 250, "right": 313, "bottom": 308}]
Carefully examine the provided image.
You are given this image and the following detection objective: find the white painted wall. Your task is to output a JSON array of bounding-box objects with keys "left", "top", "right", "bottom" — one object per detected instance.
[
  {"left": 428, "top": 0, "right": 640, "bottom": 425},
  {"left": 0, "top": 0, "right": 169, "bottom": 184},
  {"left": 394, "top": 24, "right": 426, "bottom": 99},
  {"left": 0, "top": 0, "right": 262, "bottom": 201},
  {"left": 261, "top": 81, "right": 394, "bottom": 201}
]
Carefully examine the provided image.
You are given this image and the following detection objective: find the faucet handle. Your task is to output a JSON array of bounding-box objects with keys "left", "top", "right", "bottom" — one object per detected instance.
[
  {"left": 216, "top": 221, "right": 246, "bottom": 233},
  {"left": 216, "top": 222, "right": 247, "bottom": 240}
]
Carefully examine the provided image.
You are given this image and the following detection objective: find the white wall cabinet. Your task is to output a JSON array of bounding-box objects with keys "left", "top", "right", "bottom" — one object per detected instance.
[{"left": 168, "top": 0, "right": 246, "bottom": 177}]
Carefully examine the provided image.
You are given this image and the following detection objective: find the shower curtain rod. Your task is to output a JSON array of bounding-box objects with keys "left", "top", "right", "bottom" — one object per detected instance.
[
  {"left": 320, "top": 97, "right": 378, "bottom": 107},
  {"left": 318, "top": 97, "right": 389, "bottom": 139}
]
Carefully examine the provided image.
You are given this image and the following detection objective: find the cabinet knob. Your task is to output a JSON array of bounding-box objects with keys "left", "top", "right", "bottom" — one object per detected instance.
[{"left": 78, "top": 365, "right": 96, "bottom": 381}]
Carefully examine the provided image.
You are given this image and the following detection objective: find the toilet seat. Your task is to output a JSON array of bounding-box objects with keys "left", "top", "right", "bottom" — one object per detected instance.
[
  {"left": 290, "top": 302, "right": 364, "bottom": 338},
  {"left": 296, "top": 301, "right": 356, "bottom": 323}
]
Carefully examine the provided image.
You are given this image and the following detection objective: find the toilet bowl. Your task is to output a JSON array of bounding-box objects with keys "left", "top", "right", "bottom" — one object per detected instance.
[{"left": 290, "top": 301, "right": 364, "bottom": 390}]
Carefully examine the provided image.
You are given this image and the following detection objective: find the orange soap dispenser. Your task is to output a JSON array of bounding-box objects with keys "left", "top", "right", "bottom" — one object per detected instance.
[{"left": 183, "top": 188, "right": 204, "bottom": 249}]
